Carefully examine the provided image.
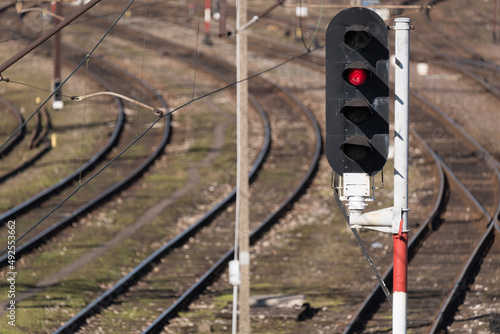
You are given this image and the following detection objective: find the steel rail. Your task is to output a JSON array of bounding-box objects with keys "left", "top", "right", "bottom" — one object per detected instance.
[
  {"left": 0, "top": 108, "right": 170, "bottom": 267},
  {"left": 413, "top": 39, "right": 500, "bottom": 97},
  {"left": 0, "top": 97, "right": 24, "bottom": 157},
  {"left": 53, "top": 77, "right": 272, "bottom": 334},
  {"left": 29, "top": 107, "right": 50, "bottom": 148},
  {"left": 0, "top": 2, "right": 15, "bottom": 14},
  {"left": 0, "top": 142, "right": 51, "bottom": 184},
  {"left": 343, "top": 128, "right": 498, "bottom": 333},
  {"left": 291, "top": 2, "right": 500, "bottom": 329},
  {"left": 283, "top": 3, "right": 433, "bottom": 9},
  {"left": 142, "top": 77, "right": 322, "bottom": 334},
  {"left": 0, "top": 106, "right": 124, "bottom": 260},
  {"left": 405, "top": 0, "right": 500, "bottom": 210},
  {"left": 407, "top": 0, "right": 500, "bottom": 99},
  {"left": 250, "top": 3, "right": 500, "bottom": 332},
  {"left": 26, "top": 108, "right": 42, "bottom": 149}
]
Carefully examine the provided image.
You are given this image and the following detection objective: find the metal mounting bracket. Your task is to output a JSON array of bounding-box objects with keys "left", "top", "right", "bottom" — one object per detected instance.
[{"left": 350, "top": 206, "right": 393, "bottom": 233}]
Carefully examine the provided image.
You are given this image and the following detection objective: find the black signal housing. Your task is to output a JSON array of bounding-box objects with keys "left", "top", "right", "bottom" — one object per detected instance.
[{"left": 325, "top": 7, "right": 389, "bottom": 176}]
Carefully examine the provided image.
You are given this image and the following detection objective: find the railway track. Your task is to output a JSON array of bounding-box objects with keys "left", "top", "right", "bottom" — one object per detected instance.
[
  {"left": 0, "top": 4, "right": 175, "bottom": 254},
  {"left": 0, "top": 56, "right": 170, "bottom": 261},
  {"left": 48, "top": 13, "right": 321, "bottom": 331},
  {"left": 112, "top": 3, "right": 404, "bottom": 333},
  {"left": 0, "top": 6, "right": 173, "bottom": 327},
  {"left": 96, "top": 1, "right": 500, "bottom": 332},
  {"left": 0, "top": 30, "right": 122, "bottom": 220},
  {"left": 0, "top": 2, "right": 321, "bottom": 332},
  {"left": 53, "top": 81, "right": 271, "bottom": 334},
  {"left": 232, "top": 3, "right": 500, "bottom": 331},
  {"left": 27, "top": 105, "right": 50, "bottom": 149},
  {"left": 145, "top": 2, "right": 500, "bottom": 332},
  {"left": 185, "top": 1, "right": 500, "bottom": 331},
  {"left": 0, "top": 0, "right": 498, "bottom": 332},
  {"left": 345, "top": 91, "right": 500, "bottom": 333}
]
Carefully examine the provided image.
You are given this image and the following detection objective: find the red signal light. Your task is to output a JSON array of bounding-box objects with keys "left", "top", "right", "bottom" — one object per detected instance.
[{"left": 347, "top": 68, "right": 368, "bottom": 86}]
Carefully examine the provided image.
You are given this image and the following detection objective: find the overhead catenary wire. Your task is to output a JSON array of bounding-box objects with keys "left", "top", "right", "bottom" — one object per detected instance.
[{"left": 305, "top": 0, "right": 325, "bottom": 51}]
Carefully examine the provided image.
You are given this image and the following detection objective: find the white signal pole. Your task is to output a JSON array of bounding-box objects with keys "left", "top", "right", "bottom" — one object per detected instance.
[{"left": 393, "top": 17, "right": 411, "bottom": 334}]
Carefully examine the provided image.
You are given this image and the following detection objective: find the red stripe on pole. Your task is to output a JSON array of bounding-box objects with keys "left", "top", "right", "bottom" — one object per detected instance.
[
  {"left": 393, "top": 231, "right": 408, "bottom": 293},
  {"left": 204, "top": 0, "right": 211, "bottom": 34}
]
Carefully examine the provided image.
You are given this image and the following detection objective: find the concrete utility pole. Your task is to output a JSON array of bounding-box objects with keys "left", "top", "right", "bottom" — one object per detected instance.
[
  {"left": 236, "top": 0, "right": 250, "bottom": 331},
  {"left": 393, "top": 17, "right": 411, "bottom": 334},
  {"left": 52, "top": 0, "right": 63, "bottom": 109}
]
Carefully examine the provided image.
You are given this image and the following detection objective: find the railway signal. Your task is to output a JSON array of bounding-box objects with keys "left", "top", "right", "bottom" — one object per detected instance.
[
  {"left": 325, "top": 7, "right": 389, "bottom": 176},
  {"left": 326, "top": 9, "right": 412, "bottom": 334}
]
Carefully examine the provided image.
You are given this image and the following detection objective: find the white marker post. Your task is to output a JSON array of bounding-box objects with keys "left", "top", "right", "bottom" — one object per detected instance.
[
  {"left": 393, "top": 17, "right": 411, "bottom": 334},
  {"left": 204, "top": 0, "right": 212, "bottom": 45}
]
